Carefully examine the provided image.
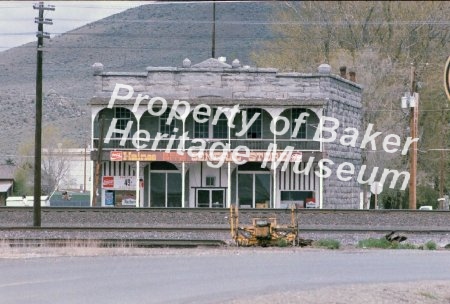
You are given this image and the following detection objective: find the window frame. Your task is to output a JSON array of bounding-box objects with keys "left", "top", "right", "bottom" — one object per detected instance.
[{"left": 245, "top": 108, "right": 262, "bottom": 139}]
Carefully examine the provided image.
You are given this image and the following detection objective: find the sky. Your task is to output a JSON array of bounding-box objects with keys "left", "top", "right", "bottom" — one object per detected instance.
[{"left": 0, "top": 1, "right": 148, "bottom": 51}]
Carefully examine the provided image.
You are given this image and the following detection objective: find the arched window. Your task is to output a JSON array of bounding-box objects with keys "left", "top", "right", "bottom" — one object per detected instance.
[
  {"left": 159, "top": 111, "right": 178, "bottom": 135},
  {"left": 213, "top": 112, "right": 228, "bottom": 139},
  {"left": 291, "top": 108, "right": 319, "bottom": 139},
  {"left": 114, "top": 107, "right": 132, "bottom": 137},
  {"left": 246, "top": 108, "right": 262, "bottom": 139}
]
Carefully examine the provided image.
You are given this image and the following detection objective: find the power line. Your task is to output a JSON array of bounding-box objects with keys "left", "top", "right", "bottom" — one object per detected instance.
[
  {"left": 1, "top": 92, "right": 449, "bottom": 112},
  {"left": 1, "top": 19, "right": 449, "bottom": 26}
]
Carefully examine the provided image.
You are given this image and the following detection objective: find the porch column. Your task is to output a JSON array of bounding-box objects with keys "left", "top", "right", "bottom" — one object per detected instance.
[
  {"left": 90, "top": 112, "right": 95, "bottom": 207},
  {"left": 182, "top": 118, "right": 186, "bottom": 208},
  {"left": 266, "top": 108, "right": 284, "bottom": 209},
  {"left": 135, "top": 119, "right": 140, "bottom": 208},
  {"left": 273, "top": 117, "right": 277, "bottom": 208},
  {"left": 317, "top": 108, "right": 324, "bottom": 209},
  {"left": 227, "top": 123, "right": 231, "bottom": 208},
  {"left": 175, "top": 105, "right": 190, "bottom": 208},
  {"left": 134, "top": 108, "right": 146, "bottom": 208}
]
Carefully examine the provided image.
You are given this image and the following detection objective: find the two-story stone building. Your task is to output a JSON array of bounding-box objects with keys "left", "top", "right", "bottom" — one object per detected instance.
[{"left": 89, "top": 58, "right": 362, "bottom": 208}]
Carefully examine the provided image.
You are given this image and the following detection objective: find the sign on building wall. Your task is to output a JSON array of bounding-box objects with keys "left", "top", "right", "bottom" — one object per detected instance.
[
  {"left": 109, "top": 150, "right": 302, "bottom": 163},
  {"left": 102, "top": 176, "right": 138, "bottom": 190}
]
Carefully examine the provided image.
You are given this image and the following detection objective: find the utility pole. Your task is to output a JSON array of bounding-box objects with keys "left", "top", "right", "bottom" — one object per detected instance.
[
  {"left": 439, "top": 108, "right": 447, "bottom": 209},
  {"left": 92, "top": 116, "right": 106, "bottom": 207},
  {"left": 33, "top": 2, "right": 54, "bottom": 227},
  {"left": 211, "top": 1, "right": 216, "bottom": 58},
  {"left": 439, "top": 149, "right": 445, "bottom": 209},
  {"left": 409, "top": 65, "right": 419, "bottom": 210}
]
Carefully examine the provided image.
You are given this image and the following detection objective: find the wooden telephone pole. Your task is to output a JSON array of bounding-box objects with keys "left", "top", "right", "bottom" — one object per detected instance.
[
  {"left": 439, "top": 108, "right": 447, "bottom": 209},
  {"left": 211, "top": 1, "right": 216, "bottom": 58},
  {"left": 33, "top": 2, "right": 54, "bottom": 226},
  {"left": 92, "top": 116, "right": 106, "bottom": 207},
  {"left": 409, "top": 65, "right": 419, "bottom": 210}
]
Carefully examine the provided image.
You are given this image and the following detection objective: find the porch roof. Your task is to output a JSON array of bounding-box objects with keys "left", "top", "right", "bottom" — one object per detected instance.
[
  {"left": 89, "top": 97, "right": 327, "bottom": 108},
  {"left": 0, "top": 181, "right": 12, "bottom": 193}
]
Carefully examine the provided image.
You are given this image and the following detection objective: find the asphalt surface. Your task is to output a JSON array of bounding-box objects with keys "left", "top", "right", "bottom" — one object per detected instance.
[{"left": 1, "top": 249, "right": 450, "bottom": 304}]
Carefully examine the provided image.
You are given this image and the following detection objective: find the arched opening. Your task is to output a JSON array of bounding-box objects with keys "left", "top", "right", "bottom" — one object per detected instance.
[
  {"left": 278, "top": 108, "right": 320, "bottom": 150},
  {"left": 147, "top": 161, "right": 182, "bottom": 207},
  {"left": 232, "top": 107, "right": 273, "bottom": 150},
  {"left": 94, "top": 107, "right": 137, "bottom": 149},
  {"left": 236, "top": 162, "right": 271, "bottom": 208}
]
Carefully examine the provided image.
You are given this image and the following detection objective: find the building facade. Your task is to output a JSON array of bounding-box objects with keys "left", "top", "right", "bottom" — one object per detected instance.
[{"left": 90, "top": 58, "right": 362, "bottom": 208}]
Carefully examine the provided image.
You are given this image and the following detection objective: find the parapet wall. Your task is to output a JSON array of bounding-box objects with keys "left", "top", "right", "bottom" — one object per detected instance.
[{"left": 92, "top": 58, "right": 362, "bottom": 107}]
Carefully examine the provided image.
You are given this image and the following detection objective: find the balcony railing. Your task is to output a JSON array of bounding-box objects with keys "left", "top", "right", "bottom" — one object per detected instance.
[{"left": 93, "top": 138, "right": 321, "bottom": 151}]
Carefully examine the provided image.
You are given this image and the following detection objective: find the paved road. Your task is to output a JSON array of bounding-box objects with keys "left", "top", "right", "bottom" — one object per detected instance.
[{"left": 1, "top": 249, "right": 450, "bottom": 304}]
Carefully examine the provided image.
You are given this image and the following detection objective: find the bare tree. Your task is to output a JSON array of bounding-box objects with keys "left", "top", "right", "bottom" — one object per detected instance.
[
  {"left": 252, "top": 1, "right": 450, "bottom": 204},
  {"left": 16, "top": 124, "right": 75, "bottom": 197}
]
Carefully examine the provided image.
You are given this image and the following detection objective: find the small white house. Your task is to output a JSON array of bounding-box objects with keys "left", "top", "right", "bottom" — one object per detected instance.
[{"left": 6, "top": 196, "right": 50, "bottom": 207}]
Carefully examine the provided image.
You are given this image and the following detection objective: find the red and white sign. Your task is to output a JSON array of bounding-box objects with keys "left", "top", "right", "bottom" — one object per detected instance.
[
  {"left": 102, "top": 176, "right": 114, "bottom": 188},
  {"left": 110, "top": 150, "right": 302, "bottom": 163},
  {"left": 110, "top": 151, "right": 123, "bottom": 161},
  {"left": 102, "top": 176, "right": 143, "bottom": 190}
]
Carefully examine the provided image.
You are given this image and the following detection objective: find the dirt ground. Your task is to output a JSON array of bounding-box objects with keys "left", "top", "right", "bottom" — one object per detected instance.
[{"left": 226, "top": 281, "right": 450, "bottom": 304}]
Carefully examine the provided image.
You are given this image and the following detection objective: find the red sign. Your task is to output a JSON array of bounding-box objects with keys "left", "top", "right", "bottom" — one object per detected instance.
[
  {"left": 110, "top": 151, "right": 123, "bottom": 161},
  {"left": 110, "top": 150, "right": 302, "bottom": 163},
  {"left": 102, "top": 176, "right": 114, "bottom": 188}
]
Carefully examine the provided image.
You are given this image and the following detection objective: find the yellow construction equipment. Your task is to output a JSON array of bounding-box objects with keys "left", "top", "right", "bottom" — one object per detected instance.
[{"left": 229, "top": 204, "right": 299, "bottom": 247}]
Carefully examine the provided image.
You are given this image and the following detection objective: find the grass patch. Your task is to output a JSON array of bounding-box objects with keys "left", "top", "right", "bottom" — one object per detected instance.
[
  {"left": 419, "top": 291, "right": 438, "bottom": 300},
  {"left": 392, "top": 242, "right": 417, "bottom": 250},
  {"left": 358, "top": 238, "right": 392, "bottom": 249},
  {"left": 358, "top": 238, "right": 416, "bottom": 249},
  {"left": 314, "top": 239, "right": 340, "bottom": 250}
]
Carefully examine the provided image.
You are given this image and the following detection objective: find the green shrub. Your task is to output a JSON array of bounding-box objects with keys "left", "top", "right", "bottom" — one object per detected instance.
[
  {"left": 277, "top": 238, "right": 288, "bottom": 247},
  {"left": 315, "top": 239, "right": 340, "bottom": 249},
  {"left": 424, "top": 241, "right": 437, "bottom": 250}
]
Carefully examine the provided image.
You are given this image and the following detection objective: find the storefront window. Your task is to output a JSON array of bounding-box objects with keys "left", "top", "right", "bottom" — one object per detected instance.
[
  {"left": 150, "top": 173, "right": 165, "bottom": 207},
  {"left": 238, "top": 173, "right": 270, "bottom": 208},
  {"left": 150, "top": 172, "right": 182, "bottom": 207},
  {"left": 167, "top": 173, "right": 182, "bottom": 207}
]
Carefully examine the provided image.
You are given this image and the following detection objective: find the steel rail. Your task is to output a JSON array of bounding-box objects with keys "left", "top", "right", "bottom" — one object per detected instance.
[
  {"left": 1, "top": 207, "right": 449, "bottom": 214},
  {"left": 1, "top": 226, "right": 449, "bottom": 233},
  {"left": 4, "top": 238, "right": 226, "bottom": 247}
]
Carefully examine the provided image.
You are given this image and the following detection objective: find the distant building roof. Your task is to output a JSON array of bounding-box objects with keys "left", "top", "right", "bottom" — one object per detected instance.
[{"left": 0, "top": 165, "right": 15, "bottom": 180}]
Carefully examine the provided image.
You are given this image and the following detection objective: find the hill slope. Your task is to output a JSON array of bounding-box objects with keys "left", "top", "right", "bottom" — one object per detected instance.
[{"left": 0, "top": 2, "right": 275, "bottom": 162}]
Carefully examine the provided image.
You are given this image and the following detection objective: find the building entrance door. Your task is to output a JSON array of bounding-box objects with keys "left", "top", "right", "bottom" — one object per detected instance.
[
  {"left": 238, "top": 173, "right": 271, "bottom": 208},
  {"left": 197, "top": 189, "right": 225, "bottom": 208}
]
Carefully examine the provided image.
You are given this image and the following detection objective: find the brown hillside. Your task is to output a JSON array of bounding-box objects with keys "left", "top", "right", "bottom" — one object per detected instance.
[{"left": 0, "top": 2, "right": 275, "bottom": 162}]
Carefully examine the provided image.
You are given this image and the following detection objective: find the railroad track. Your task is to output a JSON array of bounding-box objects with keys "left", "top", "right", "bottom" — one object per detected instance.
[
  {"left": 1, "top": 208, "right": 449, "bottom": 246},
  {"left": 4, "top": 238, "right": 226, "bottom": 248},
  {"left": 1, "top": 225, "right": 448, "bottom": 248},
  {"left": 1, "top": 225, "right": 449, "bottom": 234},
  {"left": 1, "top": 206, "right": 449, "bottom": 213}
]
